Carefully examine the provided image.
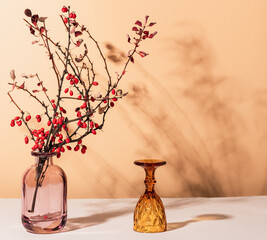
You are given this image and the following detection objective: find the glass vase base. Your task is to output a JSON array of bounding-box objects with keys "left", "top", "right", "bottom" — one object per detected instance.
[{"left": 21, "top": 212, "right": 67, "bottom": 234}]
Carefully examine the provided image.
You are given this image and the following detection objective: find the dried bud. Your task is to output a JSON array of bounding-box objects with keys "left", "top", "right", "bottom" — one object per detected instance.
[
  {"left": 10, "top": 70, "right": 16, "bottom": 80},
  {"left": 31, "top": 14, "right": 39, "bottom": 26},
  {"left": 39, "top": 17, "right": 47, "bottom": 22},
  {"left": 24, "top": 9, "right": 32, "bottom": 17},
  {"left": 148, "top": 22, "right": 156, "bottom": 27},
  {"left": 135, "top": 20, "right": 142, "bottom": 27}
]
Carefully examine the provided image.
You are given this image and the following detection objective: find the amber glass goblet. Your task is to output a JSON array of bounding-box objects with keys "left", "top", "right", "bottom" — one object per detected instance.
[{"left": 133, "top": 159, "right": 167, "bottom": 233}]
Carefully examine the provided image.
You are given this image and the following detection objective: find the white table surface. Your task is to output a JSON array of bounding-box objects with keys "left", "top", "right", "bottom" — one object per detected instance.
[{"left": 0, "top": 197, "right": 266, "bottom": 240}]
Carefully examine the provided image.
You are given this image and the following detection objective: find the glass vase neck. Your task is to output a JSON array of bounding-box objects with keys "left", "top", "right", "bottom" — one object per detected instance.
[{"left": 31, "top": 152, "right": 56, "bottom": 165}]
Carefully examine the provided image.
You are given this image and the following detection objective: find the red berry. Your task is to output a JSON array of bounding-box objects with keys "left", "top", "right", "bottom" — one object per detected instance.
[
  {"left": 70, "top": 90, "right": 73, "bottom": 96},
  {"left": 95, "top": 123, "right": 99, "bottom": 128},
  {"left": 25, "top": 115, "right": 31, "bottom": 121},
  {"left": 37, "top": 118, "right": 41, "bottom": 123},
  {"left": 58, "top": 118, "right": 63, "bottom": 125},
  {"left": 70, "top": 80, "right": 74, "bottom": 85},
  {"left": 32, "top": 144, "right": 38, "bottom": 151},
  {"left": 56, "top": 148, "right": 61, "bottom": 154},
  {"left": 24, "top": 136, "right": 29, "bottom": 144},
  {"left": 14, "top": 116, "right": 20, "bottom": 120},
  {"left": 64, "top": 88, "right": 69, "bottom": 93},
  {"left": 92, "top": 81, "right": 98, "bottom": 86},
  {"left": 74, "top": 145, "right": 80, "bottom": 151},
  {"left": 66, "top": 138, "right": 70, "bottom": 143},
  {"left": 51, "top": 99, "right": 55, "bottom": 103},
  {"left": 112, "top": 97, "right": 118, "bottom": 102},
  {"left": 91, "top": 96, "right": 95, "bottom": 102},
  {"left": 103, "top": 99, "right": 107, "bottom": 104},
  {"left": 47, "top": 120, "right": 51, "bottom": 126},
  {"left": 72, "top": 13, "right": 76, "bottom": 19},
  {"left": 61, "top": 147, "right": 65, "bottom": 152},
  {"left": 77, "top": 111, "right": 81, "bottom": 117},
  {"left": 77, "top": 119, "right": 82, "bottom": 126},
  {"left": 111, "top": 89, "right": 115, "bottom": 95},
  {"left": 81, "top": 102, "right": 87, "bottom": 109},
  {"left": 52, "top": 103, "right": 56, "bottom": 109},
  {"left": 17, "top": 120, "right": 22, "bottom": 126},
  {"left": 78, "top": 95, "right": 82, "bottom": 99},
  {"left": 82, "top": 122, "right": 87, "bottom": 128},
  {"left": 67, "top": 146, "right": 72, "bottom": 150},
  {"left": 78, "top": 139, "right": 82, "bottom": 145},
  {"left": 110, "top": 102, "right": 115, "bottom": 107},
  {"left": 36, "top": 115, "right": 40, "bottom": 119},
  {"left": 61, "top": 108, "right": 66, "bottom": 114},
  {"left": 57, "top": 153, "right": 61, "bottom": 158},
  {"left": 10, "top": 120, "right": 15, "bottom": 127},
  {"left": 69, "top": 13, "right": 73, "bottom": 18},
  {"left": 90, "top": 121, "right": 94, "bottom": 129},
  {"left": 66, "top": 74, "right": 71, "bottom": 80},
  {"left": 83, "top": 145, "right": 87, "bottom": 150},
  {"left": 38, "top": 144, "right": 43, "bottom": 150},
  {"left": 64, "top": 18, "right": 68, "bottom": 23},
  {"left": 81, "top": 145, "right": 87, "bottom": 154},
  {"left": 92, "top": 129, "right": 96, "bottom": 135},
  {"left": 81, "top": 147, "right": 86, "bottom": 154},
  {"left": 52, "top": 118, "right": 57, "bottom": 125},
  {"left": 61, "top": 6, "right": 68, "bottom": 13},
  {"left": 74, "top": 78, "right": 79, "bottom": 84}
]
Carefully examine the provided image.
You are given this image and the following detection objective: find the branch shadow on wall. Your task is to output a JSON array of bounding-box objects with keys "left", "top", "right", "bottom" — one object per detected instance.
[{"left": 104, "top": 22, "right": 250, "bottom": 197}]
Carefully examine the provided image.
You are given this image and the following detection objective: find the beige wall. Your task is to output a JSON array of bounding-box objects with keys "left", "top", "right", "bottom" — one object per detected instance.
[{"left": 1, "top": 0, "right": 267, "bottom": 198}]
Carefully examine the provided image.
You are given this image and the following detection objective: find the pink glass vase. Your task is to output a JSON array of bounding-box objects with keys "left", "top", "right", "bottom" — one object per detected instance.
[{"left": 21, "top": 152, "right": 67, "bottom": 233}]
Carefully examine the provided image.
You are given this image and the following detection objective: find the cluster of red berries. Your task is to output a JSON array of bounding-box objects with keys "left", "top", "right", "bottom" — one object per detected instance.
[
  {"left": 106, "top": 88, "right": 118, "bottom": 107},
  {"left": 61, "top": 6, "right": 68, "bottom": 13},
  {"left": 10, "top": 116, "right": 22, "bottom": 127},
  {"left": 66, "top": 73, "right": 77, "bottom": 82},
  {"left": 31, "top": 128, "right": 49, "bottom": 151},
  {"left": 62, "top": 7, "right": 76, "bottom": 18},
  {"left": 51, "top": 138, "right": 87, "bottom": 158},
  {"left": 62, "top": 6, "right": 76, "bottom": 24},
  {"left": 10, "top": 114, "right": 32, "bottom": 127},
  {"left": 35, "top": 114, "right": 42, "bottom": 123},
  {"left": 47, "top": 116, "right": 68, "bottom": 130}
]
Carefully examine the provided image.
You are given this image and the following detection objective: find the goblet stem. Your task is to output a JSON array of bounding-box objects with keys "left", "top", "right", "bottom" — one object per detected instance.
[{"left": 144, "top": 167, "right": 156, "bottom": 193}]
